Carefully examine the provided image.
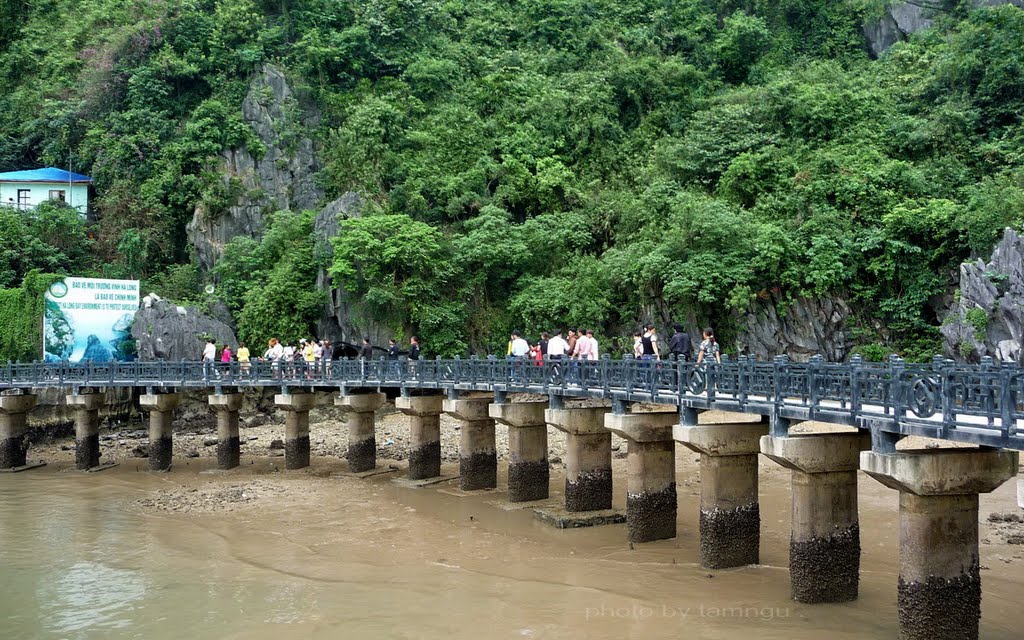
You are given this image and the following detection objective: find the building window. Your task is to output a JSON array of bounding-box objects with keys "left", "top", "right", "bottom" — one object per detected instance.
[
  {"left": 17, "top": 189, "right": 30, "bottom": 209},
  {"left": 48, "top": 190, "right": 66, "bottom": 203}
]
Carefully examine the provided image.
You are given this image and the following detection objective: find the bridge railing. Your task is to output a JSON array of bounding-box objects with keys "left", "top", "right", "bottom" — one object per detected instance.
[{"left": 5, "top": 355, "right": 1023, "bottom": 449}]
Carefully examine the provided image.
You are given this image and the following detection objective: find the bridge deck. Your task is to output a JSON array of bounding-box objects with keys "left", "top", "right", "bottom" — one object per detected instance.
[{"left": 3, "top": 358, "right": 1023, "bottom": 451}]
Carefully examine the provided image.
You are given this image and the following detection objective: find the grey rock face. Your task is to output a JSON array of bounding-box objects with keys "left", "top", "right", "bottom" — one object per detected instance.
[
  {"left": 313, "top": 193, "right": 395, "bottom": 351},
  {"left": 942, "top": 228, "right": 1024, "bottom": 363},
  {"left": 28, "top": 387, "right": 134, "bottom": 430},
  {"left": 864, "top": 1, "right": 1024, "bottom": 58},
  {"left": 187, "top": 64, "right": 323, "bottom": 269},
  {"left": 735, "top": 291, "right": 853, "bottom": 362},
  {"left": 131, "top": 300, "right": 238, "bottom": 361}
]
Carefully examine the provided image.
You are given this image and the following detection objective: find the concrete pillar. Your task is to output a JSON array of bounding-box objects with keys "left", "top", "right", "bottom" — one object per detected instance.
[
  {"left": 336, "top": 392, "right": 387, "bottom": 472},
  {"left": 675, "top": 422, "right": 767, "bottom": 569},
  {"left": 443, "top": 397, "right": 496, "bottom": 491},
  {"left": 396, "top": 395, "right": 444, "bottom": 479},
  {"left": 1018, "top": 479, "right": 1023, "bottom": 511},
  {"left": 209, "top": 393, "right": 243, "bottom": 470},
  {"left": 67, "top": 392, "right": 106, "bottom": 470},
  {"left": 0, "top": 394, "right": 38, "bottom": 469},
  {"left": 605, "top": 411, "right": 679, "bottom": 543},
  {"left": 274, "top": 393, "right": 318, "bottom": 470},
  {"left": 547, "top": 407, "right": 613, "bottom": 511},
  {"left": 490, "top": 401, "right": 549, "bottom": 502},
  {"left": 140, "top": 393, "right": 181, "bottom": 471},
  {"left": 862, "top": 448, "right": 1019, "bottom": 640},
  {"left": 762, "top": 432, "right": 868, "bottom": 602}
]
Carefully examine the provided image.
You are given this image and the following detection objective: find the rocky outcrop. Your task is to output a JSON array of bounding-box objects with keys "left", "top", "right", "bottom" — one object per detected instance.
[
  {"left": 941, "top": 228, "right": 1024, "bottom": 363},
  {"left": 313, "top": 193, "right": 395, "bottom": 351},
  {"left": 187, "top": 64, "right": 323, "bottom": 269},
  {"left": 27, "top": 387, "right": 134, "bottom": 431},
  {"left": 735, "top": 291, "right": 854, "bottom": 362},
  {"left": 131, "top": 300, "right": 238, "bottom": 361},
  {"left": 864, "top": 1, "right": 1024, "bottom": 58}
]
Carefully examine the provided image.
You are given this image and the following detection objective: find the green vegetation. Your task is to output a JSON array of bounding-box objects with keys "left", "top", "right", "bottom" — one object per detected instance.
[
  {"left": 1, "top": 1, "right": 1023, "bottom": 357},
  {"left": 0, "top": 271, "right": 61, "bottom": 362}
]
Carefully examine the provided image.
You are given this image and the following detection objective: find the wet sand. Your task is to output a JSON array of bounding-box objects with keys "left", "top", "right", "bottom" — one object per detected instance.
[{"left": 3, "top": 414, "right": 1023, "bottom": 639}]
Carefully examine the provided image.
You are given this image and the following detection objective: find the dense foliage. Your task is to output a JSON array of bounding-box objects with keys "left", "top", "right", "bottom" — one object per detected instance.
[
  {"left": 1, "top": 0, "right": 1023, "bottom": 357},
  {"left": 0, "top": 271, "right": 61, "bottom": 362}
]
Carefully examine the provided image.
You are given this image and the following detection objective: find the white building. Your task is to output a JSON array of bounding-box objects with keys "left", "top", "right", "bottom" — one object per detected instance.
[{"left": 0, "top": 167, "right": 91, "bottom": 216}]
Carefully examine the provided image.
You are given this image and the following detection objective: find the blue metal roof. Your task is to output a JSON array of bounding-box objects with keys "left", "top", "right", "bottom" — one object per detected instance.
[{"left": 0, "top": 167, "right": 92, "bottom": 183}]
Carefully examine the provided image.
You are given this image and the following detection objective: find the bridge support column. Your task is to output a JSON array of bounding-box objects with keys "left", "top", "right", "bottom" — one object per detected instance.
[
  {"left": 68, "top": 391, "right": 106, "bottom": 470},
  {"left": 274, "top": 393, "right": 317, "bottom": 470},
  {"left": 606, "top": 411, "right": 679, "bottom": 543},
  {"left": 490, "top": 401, "right": 549, "bottom": 502},
  {"left": 140, "top": 393, "right": 180, "bottom": 471},
  {"left": 209, "top": 393, "right": 243, "bottom": 470},
  {"left": 396, "top": 395, "right": 444, "bottom": 479},
  {"left": 762, "top": 433, "right": 868, "bottom": 602},
  {"left": 443, "top": 397, "right": 496, "bottom": 491},
  {"left": 862, "top": 448, "right": 1019, "bottom": 640},
  {"left": 1018, "top": 479, "right": 1023, "bottom": 511},
  {"left": 546, "top": 407, "right": 613, "bottom": 511},
  {"left": 675, "top": 422, "right": 767, "bottom": 568},
  {"left": 0, "top": 393, "right": 38, "bottom": 469},
  {"left": 336, "top": 392, "right": 387, "bottom": 472}
]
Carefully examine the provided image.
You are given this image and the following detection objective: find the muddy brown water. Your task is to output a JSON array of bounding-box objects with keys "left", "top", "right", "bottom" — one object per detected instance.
[{"left": 1, "top": 452, "right": 1022, "bottom": 640}]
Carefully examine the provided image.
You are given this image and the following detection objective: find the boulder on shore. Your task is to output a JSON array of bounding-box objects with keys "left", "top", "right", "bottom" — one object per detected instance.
[{"left": 131, "top": 300, "right": 238, "bottom": 361}]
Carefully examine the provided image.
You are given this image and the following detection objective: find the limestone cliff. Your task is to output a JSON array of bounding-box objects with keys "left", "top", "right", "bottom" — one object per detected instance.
[
  {"left": 942, "top": 228, "right": 1024, "bottom": 363},
  {"left": 864, "top": 1, "right": 1024, "bottom": 57},
  {"left": 313, "top": 194, "right": 397, "bottom": 352},
  {"left": 187, "top": 64, "right": 323, "bottom": 269},
  {"left": 734, "top": 291, "right": 854, "bottom": 363}
]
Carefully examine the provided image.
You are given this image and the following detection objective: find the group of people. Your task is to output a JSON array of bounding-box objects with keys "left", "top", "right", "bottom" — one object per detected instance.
[
  {"left": 507, "top": 328, "right": 599, "bottom": 364},
  {"left": 202, "top": 339, "right": 251, "bottom": 368},
  {"left": 632, "top": 325, "right": 721, "bottom": 364},
  {"left": 198, "top": 325, "right": 722, "bottom": 371},
  {"left": 505, "top": 325, "right": 722, "bottom": 365}
]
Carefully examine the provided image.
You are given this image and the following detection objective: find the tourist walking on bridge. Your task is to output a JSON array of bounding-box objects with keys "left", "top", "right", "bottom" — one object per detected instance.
[
  {"left": 237, "top": 342, "right": 251, "bottom": 374},
  {"left": 669, "top": 324, "right": 691, "bottom": 362},
  {"left": 509, "top": 331, "right": 529, "bottom": 382},
  {"left": 264, "top": 338, "right": 283, "bottom": 379},
  {"left": 696, "top": 328, "right": 720, "bottom": 365},
  {"left": 641, "top": 325, "right": 660, "bottom": 362},
  {"left": 547, "top": 330, "right": 568, "bottom": 359},
  {"left": 407, "top": 336, "right": 420, "bottom": 378}
]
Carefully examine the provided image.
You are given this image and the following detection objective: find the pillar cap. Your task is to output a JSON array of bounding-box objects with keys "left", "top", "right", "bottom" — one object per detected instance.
[
  {"left": 489, "top": 401, "right": 547, "bottom": 427},
  {"left": 604, "top": 412, "right": 677, "bottom": 442},
  {"left": 395, "top": 395, "right": 443, "bottom": 416},
  {"left": 442, "top": 397, "right": 492, "bottom": 421},
  {"left": 208, "top": 393, "right": 243, "bottom": 412},
  {"left": 140, "top": 393, "right": 180, "bottom": 412},
  {"left": 274, "top": 393, "right": 318, "bottom": 412},
  {"left": 760, "top": 432, "right": 869, "bottom": 473},
  {"left": 67, "top": 393, "right": 106, "bottom": 411},
  {"left": 675, "top": 423, "right": 767, "bottom": 456},
  {"left": 0, "top": 394, "right": 37, "bottom": 414},
  {"left": 545, "top": 407, "right": 610, "bottom": 435},
  {"left": 335, "top": 392, "right": 386, "bottom": 413},
  {"left": 861, "top": 448, "right": 1019, "bottom": 496}
]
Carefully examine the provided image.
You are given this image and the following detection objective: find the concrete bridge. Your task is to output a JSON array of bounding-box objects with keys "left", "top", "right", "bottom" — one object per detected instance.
[{"left": 1, "top": 355, "right": 1022, "bottom": 640}]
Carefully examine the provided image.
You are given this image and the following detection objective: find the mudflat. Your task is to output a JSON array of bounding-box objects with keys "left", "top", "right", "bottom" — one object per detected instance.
[{"left": 1, "top": 424, "right": 1022, "bottom": 639}]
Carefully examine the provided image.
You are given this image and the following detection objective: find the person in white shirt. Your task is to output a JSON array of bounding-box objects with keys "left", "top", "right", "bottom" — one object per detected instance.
[
  {"left": 547, "top": 330, "right": 569, "bottom": 359},
  {"left": 585, "top": 329, "right": 599, "bottom": 360},
  {"left": 572, "top": 332, "right": 593, "bottom": 360},
  {"left": 510, "top": 331, "right": 530, "bottom": 358},
  {"left": 202, "top": 339, "right": 217, "bottom": 362}
]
